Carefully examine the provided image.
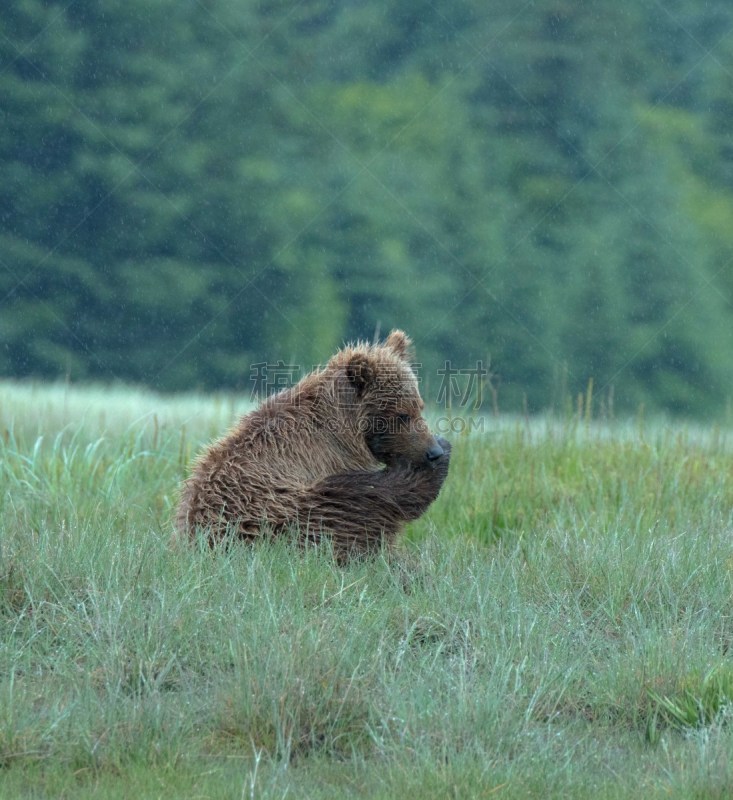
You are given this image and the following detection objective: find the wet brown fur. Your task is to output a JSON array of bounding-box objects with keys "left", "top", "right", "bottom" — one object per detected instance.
[{"left": 175, "top": 330, "right": 451, "bottom": 559}]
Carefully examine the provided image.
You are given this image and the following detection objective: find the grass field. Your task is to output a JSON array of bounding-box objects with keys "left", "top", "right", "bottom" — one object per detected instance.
[{"left": 1, "top": 379, "right": 733, "bottom": 799}]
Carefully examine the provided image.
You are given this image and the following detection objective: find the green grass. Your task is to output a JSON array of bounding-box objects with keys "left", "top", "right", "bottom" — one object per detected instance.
[{"left": 1, "top": 379, "right": 733, "bottom": 798}]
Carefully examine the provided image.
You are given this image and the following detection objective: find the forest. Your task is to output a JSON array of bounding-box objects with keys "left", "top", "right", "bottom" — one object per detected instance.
[{"left": 2, "top": 0, "right": 733, "bottom": 417}]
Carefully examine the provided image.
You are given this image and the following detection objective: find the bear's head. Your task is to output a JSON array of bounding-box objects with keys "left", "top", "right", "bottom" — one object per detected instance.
[{"left": 332, "top": 330, "right": 447, "bottom": 468}]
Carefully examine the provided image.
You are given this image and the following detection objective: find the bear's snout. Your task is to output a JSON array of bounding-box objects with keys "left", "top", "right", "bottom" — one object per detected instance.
[
  {"left": 426, "top": 441, "right": 444, "bottom": 461},
  {"left": 426, "top": 436, "right": 451, "bottom": 464}
]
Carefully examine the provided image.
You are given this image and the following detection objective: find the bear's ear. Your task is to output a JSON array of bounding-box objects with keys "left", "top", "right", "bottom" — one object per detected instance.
[
  {"left": 385, "top": 329, "right": 413, "bottom": 360},
  {"left": 344, "top": 354, "right": 374, "bottom": 396}
]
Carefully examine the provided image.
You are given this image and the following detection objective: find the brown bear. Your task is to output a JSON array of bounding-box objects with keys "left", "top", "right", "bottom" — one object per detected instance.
[{"left": 175, "top": 330, "right": 451, "bottom": 559}]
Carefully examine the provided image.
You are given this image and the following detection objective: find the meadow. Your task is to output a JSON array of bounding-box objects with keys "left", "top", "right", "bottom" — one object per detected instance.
[{"left": 1, "top": 380, "right": 732, "bottom": 799}]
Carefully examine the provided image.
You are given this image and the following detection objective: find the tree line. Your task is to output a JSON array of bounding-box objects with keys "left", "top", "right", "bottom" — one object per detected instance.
[{"left": 1, "top": 0, "right": 732, "bottom": 417}]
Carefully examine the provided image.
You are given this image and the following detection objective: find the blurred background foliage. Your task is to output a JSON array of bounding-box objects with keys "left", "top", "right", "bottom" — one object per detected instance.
[{"left": 1, "top": 0, "right": 732, "bottom": 416}]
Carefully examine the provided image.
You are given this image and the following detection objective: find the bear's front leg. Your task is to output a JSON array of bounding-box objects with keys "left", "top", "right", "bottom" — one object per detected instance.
[{"left": 300, "top": 439, "right": 450, "bottom": 557}]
